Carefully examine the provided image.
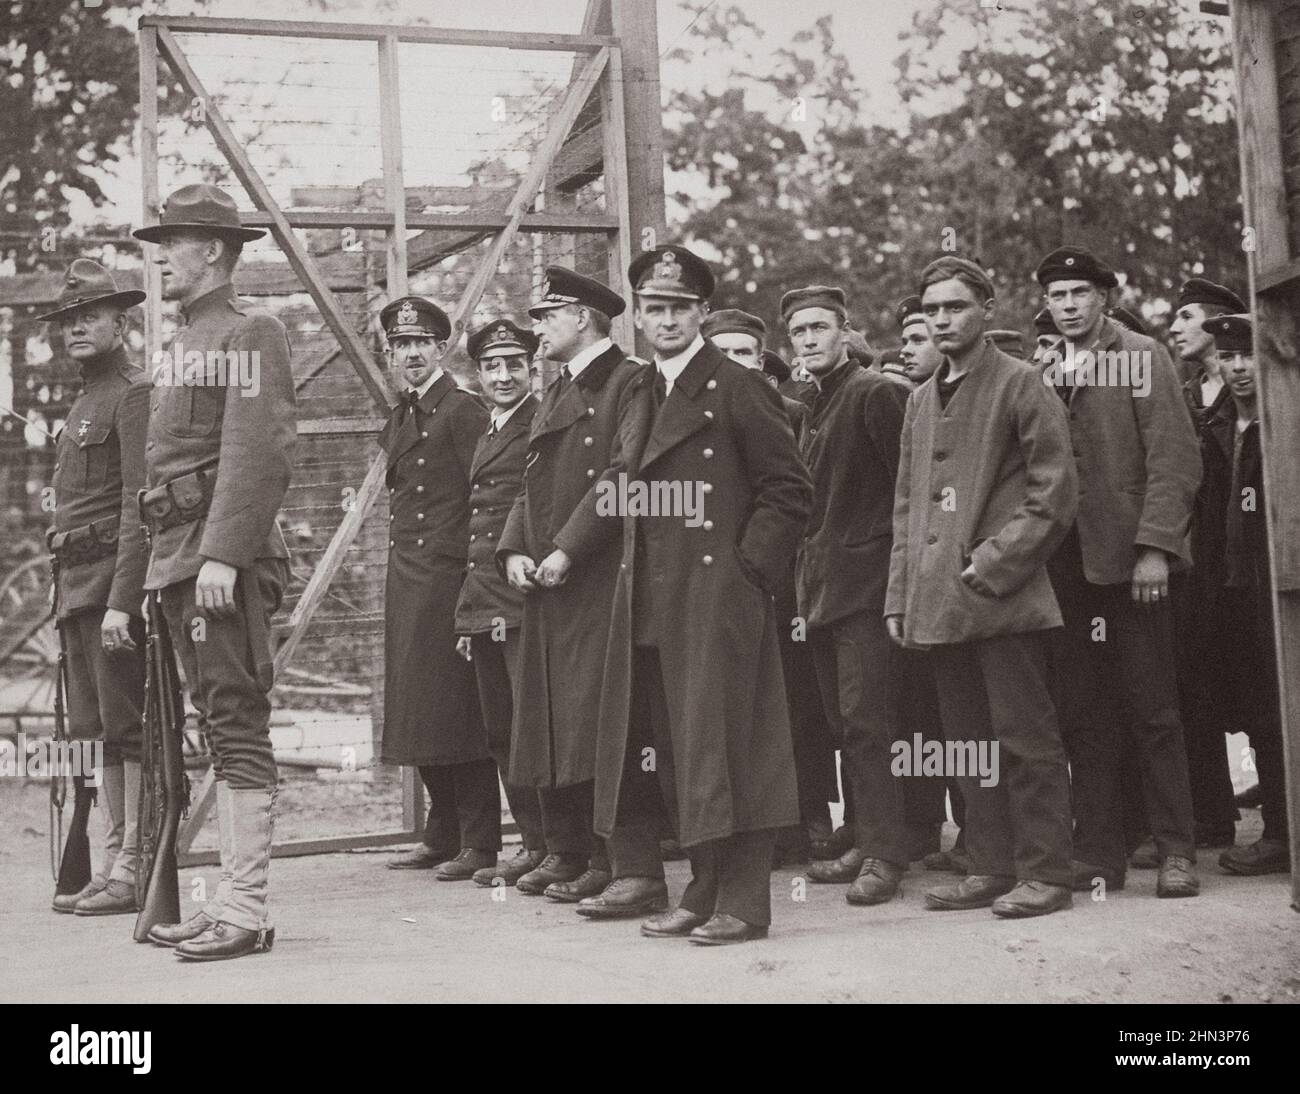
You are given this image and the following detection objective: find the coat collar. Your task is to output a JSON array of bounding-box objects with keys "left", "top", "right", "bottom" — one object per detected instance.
[
  {"left": 1204, "top": 392, "right": 1239, "bottom": 462},
  {"left": 638, "top": 340, "right": 723, "bottom": 471},
  {"left": 532, "top": 344, "right": 625, "bottom": 439},
  {"left": 179, "top": 282, "right": 242, "bottom": 325},
  {"left": 79, "top": 343, "right": 133, "bottom": 389},
  {"left": 472, "top": 395, "right": 536, "bottom": 477},
  {"left": 417, "top": 370, "right": 456, "bottom": 413}
]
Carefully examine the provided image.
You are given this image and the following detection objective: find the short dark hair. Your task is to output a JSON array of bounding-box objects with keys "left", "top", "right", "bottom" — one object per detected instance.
[
  {"left": 213, "top": 235, "right": 244, "bottom": 274},
  {"left": 583, "top": 305, "right": 612, "bottom": 337}
]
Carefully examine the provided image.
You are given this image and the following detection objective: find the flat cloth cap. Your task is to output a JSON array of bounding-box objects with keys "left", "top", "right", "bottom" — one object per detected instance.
[
  {"left": 1201, "top": 313, "right": 1252, "bottom": 354},
  {"left": 1178, "top": 278, "right": 1246, "bottom": 314},
  {"left": 702, "top": 308, "right": 766, "bottom": 344},
  {"left": 1035, "top": 246, "right": 1118, "bottom": 290},
  {"left": 896, "top": 295, "right": 925, "bottom": 328},
  {"left": 781, "top": 285, "right": 847, "bottom": 323}
]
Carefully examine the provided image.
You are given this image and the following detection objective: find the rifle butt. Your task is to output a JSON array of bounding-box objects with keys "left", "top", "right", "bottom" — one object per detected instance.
[{"left": 53, "top": 778, "right": 95, "bottom": 897}]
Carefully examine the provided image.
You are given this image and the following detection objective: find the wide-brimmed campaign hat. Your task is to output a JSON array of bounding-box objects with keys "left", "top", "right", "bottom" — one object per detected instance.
[
  {"left": 37, "top": 259, "right": 145, "bottom": 322},
  {"left": 132, "top": 184, "right": 266, "bottom": 243}
]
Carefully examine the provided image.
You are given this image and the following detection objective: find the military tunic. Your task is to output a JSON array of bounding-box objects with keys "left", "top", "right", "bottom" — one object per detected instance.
[
  {"left": 143, "top": 283, "right": 296, "bottom": 790},
  {"left": 49, "top": 345, "right": 149, "bottom": 761}
]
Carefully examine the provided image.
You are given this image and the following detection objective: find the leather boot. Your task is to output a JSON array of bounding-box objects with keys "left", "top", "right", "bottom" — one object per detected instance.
[
  {"left": 176, "top": 786, "right": 276, "bottom": 961},
  {"left": 53, "top": 879, "right": 105, "bottom": 915}
]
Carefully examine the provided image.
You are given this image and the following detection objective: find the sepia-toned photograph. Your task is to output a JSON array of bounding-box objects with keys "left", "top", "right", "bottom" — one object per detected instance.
[{"left": 0, "top": 0, "right": 1297, "bottom": 1032}]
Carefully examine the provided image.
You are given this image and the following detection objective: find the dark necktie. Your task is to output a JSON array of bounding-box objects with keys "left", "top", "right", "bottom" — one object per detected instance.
[{"left": 653, "top": 369, "right": 667, "bottom": 409}]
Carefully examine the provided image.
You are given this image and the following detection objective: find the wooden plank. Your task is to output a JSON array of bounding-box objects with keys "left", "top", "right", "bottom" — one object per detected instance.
[
  {"left": 241, "top": 210, "right": 619, "bottom": 232},
  {"left": 403, "top": 765, "right": 423, "bottom": 841},
  {"left": 274, "top": 452, "right": 389, "bottom": 677},
  {"left": 297, "top": 417, "right": 385, "bottom": 435},
  {"left": 601, "top": 45, "right": 635, "bottom": 348},
  {"left": 1233, "top": 3, "right": 1291, "bottom": 275},
  {"left": 444, "top": 46, "right": 610, "bottom": 350},
  {"left": 378, "top": 35, "right": 409, "bottom": 300},
  {"left": 1230, "top": 0, "right": 1300, "bottom": 908},
  {"left": 141, "top": 14, "right": 614, "bottom": 52},
  {"left": 1256, "top": 255, "right": 1300, "bottom": 291},
  {"left": 156, "top": 26, "right": 392, "bottom": 411},
  {"left": 1254, "top": 288, "right": 1300, "bottom": 910},
  {"left": 610, "top": 0, "right": 667, "bottom": 358},
  {"left": 138, "top": 27, "right": 163, "bottom": 371}
]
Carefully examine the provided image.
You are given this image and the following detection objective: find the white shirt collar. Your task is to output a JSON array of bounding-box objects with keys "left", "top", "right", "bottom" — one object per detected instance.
[
  {"left": 490, "top": 395, "right": 530, "bottom": 431},
  {"left": 655, "top": 333, "right": 706, "bottom": 394},
  {"left": 565, "top": 337, "right": 613, "bottom": 381},
  {"left": 409, "top": 366, "right": 444, "bottom": 400}
]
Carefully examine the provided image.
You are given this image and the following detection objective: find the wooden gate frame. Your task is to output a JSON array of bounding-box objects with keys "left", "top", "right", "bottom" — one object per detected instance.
[
  {"left": 136, "top": 2, "right": 663, "bottom": 862},
  {"left": 1229, "top": 0, "right": 1300, "bottom": 910}
]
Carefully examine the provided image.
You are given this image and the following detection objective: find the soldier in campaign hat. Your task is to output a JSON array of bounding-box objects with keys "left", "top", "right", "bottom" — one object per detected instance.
[
  {"left": 453, "top": 320, "right": 549, "bottom": 887},
  {"left": 130, "top": 184, "right": 294, "bottom": 959},
  {"left": 377, "top": 296, "right": 499, "bottom": 881},
  {"left": 578, "top": 245, "right": 810, "bottom": 942},
  {"left": 39, "top": 260, "right": 150, "bottom": 918},
  {"left": 498, "top": 266, "right": 637, "bottom": 901}
]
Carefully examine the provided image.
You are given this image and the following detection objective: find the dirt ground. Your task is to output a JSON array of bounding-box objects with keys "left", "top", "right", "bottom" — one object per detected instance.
[{"left": 2, "top": 775, "right": 1297, "bottom": 1004}]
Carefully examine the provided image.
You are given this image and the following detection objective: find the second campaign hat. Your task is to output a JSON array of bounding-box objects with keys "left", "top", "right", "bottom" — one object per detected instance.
[
  {"left": 132, "top": 184, "right": 266, "bottom": 244},
  {"left": 37, "top": 259, "right": 145, "bottom": 322}
]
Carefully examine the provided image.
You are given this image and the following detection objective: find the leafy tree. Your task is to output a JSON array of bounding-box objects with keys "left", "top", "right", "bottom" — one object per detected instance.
[
  {"left": 1, "top": 1, "right": 146, "bottom": 271},
  {"left": 665, "top": 0, "right": 1243, "bottom": 350}
]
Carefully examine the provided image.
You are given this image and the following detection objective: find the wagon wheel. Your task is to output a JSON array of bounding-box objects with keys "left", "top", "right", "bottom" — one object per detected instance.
[{"left": 0, "top": 555, "right": 58, "bottom": 713}]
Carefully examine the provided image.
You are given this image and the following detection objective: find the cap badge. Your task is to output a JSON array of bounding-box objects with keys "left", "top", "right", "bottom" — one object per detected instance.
[
  {"left": 77, "top": 419, "right": 91, "bottom": 440},
  {"left": 396, "top": 300, "right": 418, "bottom": 326},
  {"left": 653, "top": 250, "right": 682, "bottom": 283},
  {"left": 1064, "top": 256, "right": 1075, "bottom": 266}
]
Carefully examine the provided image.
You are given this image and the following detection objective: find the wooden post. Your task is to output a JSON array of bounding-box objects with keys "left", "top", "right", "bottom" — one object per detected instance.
[
  {"left": 137, "top": 25, "right": 162, "bottom": 367},
  {"left": 610, "top": 0, "right": 667, "bottom": 358},
  {"left": 601, "top": 46, "right": 635, "bottom": 350},
  {"left": 378, "top": 35, "right": 409, "bottom": 300},
  {"left": 1230, "top": 0, "right": 1300, "bottom": 909}
]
